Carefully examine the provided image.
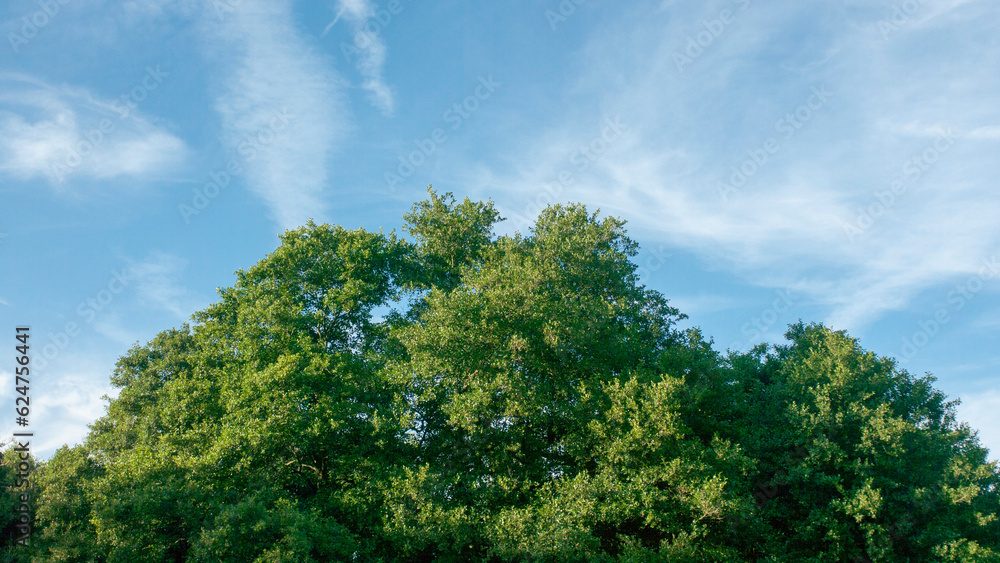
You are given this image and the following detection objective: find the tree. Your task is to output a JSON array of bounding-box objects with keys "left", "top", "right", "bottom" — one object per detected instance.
[
  {"left": 402, "top": 187, "right": 503, "bottom": 291},
  {"left": 385, "top": 202, "right": 697, "bottom": 557},
  {"left": 25, "top": 190, "right": 1000, "bottom": 561},
  {"left": 30, "top": 445, "right": 102, "bottom": 562},
  {"left": 730, "top": 323, "right": 1000, "bottom": 561}
]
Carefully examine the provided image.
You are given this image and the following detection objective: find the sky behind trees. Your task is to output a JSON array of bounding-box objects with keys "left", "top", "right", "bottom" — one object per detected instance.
[{"left": 0, "top": 0, "right": 998, "bottom": 460}]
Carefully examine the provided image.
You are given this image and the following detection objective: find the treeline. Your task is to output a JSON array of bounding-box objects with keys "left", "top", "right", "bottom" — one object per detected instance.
[{"left": 4, "top": 190, "right": 998, "bottom": 562}]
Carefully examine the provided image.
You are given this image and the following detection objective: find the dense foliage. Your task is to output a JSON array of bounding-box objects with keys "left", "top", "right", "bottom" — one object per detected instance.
[{"left": 6, "top": 190, "right": 999, "bottom": 561}]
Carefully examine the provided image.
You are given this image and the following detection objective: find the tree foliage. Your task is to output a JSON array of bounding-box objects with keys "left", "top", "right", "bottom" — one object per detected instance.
[{"left": 9, "top": 189, "right": 998, "bottom": 561}]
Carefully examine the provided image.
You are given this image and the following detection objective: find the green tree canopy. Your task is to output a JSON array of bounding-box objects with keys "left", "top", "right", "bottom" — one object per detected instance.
[{"left": 14, "top": 189, "right": 998, "bottom": 562}]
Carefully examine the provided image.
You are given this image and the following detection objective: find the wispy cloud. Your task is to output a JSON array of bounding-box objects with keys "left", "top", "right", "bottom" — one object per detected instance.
[
  {"left": 0, "top": 74, "right": 187, "bottom": 185},
  {"left": 966, "top": 126, "right": 1000, "bottom": 140},
  {"left": 465, "top": 1, "right": 1000, "bottom": 333},
  {"left": 0, "top": 360, "right": 114, "bottom": 457},
  {"left": 92, "top": 313, "right": 145, "bottom": 350},
  {"left": 212, "top": 0, "right": 349, "bottom": 230},
  {"left": 330, "top": 0, "right": 395, "bottom": 115},
  {"left": 125, "top": 251, "right": 198, "bottom": 319}
]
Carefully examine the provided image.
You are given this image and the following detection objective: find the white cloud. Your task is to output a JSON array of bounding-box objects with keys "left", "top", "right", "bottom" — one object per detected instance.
[
  {"left": 34, "top": 370, "right": 115, "bottom": 455},
  {"left": 0, "top": 370, "right": 10, "bottom": 400},
  {"left": 0, "top": 73, "right": 187, "bottom": 185},
  {"left": 74, "top": 251, "right": 200, "bottom": 348},
  {"left": 966, "top": 126, "right": 1000, "bottom": 140},
  {"left": 92, "top": 314, "right": 145, "bottom": 349},
  {"left": 0, "top": 360, "right": 114, "bottom": 459},
  {"left": 463, "top": 1, "right": 1000, "bottom": 333},
  {"left": 125, "top": 251, "right": 198, "bottom": 319},
  {"left": 212, "top": 0, "right": 349, "bottom": 230},
  {"left": 330, "top": 0, "right": 395, "bottom": 115}
]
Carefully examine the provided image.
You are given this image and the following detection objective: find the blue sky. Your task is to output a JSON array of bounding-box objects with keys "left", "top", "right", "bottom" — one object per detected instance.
[{"left": 1, "top": 0, "right": 998, "bottom": 460}]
